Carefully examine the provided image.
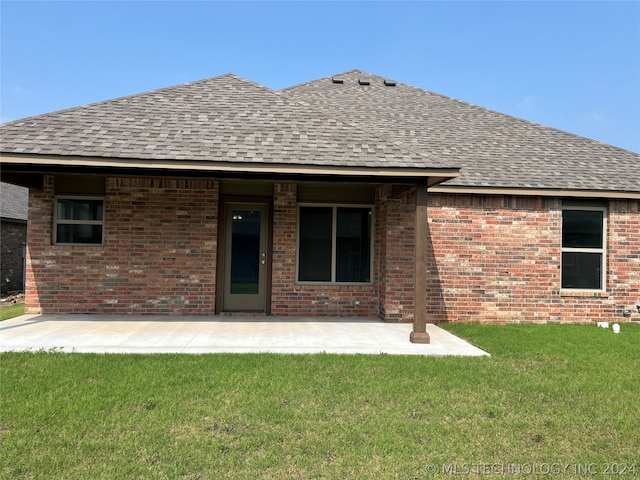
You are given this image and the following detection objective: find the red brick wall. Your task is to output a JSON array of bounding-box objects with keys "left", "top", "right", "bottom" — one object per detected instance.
[
  {"left": 609, "top": 200, "right": 640, "bottom": 315},
  {"left": 26, "top": 176, "right": 219, "bottom": 315},
  {"left": 426, "top": 194, "right": 640, "bottom": 323},
  {"left": 374, "top": 185, "right": 390, "bottom": 319},
  {"left": 25, "top": 177, "right": 639, "bottom": 323},
  {"left": 270, "top": 183, "right": 379, "bottom": 317}
]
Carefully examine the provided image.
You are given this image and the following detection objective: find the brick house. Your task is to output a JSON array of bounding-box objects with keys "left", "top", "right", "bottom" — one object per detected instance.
[
  {"left": 0, "top": 182, "right": 28, "bottom": 294},
  {"left": 1, "top": 70, "right": 638, "bottom": 341}
]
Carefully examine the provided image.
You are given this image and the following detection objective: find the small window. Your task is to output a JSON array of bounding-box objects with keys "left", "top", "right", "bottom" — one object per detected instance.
[
  {"left": 54, "top": 197, "right": 104, "bottom": 245},
  {"left": 298, "top": 205, "right": 372, "bottom": 284},
  {"left": 561, "top": 208, "right": 606, "bottom": 290}
]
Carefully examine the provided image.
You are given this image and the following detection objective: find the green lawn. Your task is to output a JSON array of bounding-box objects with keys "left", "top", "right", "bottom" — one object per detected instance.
[
  {"left": 1, "top": 324, "right": 638, "bottom": 479},
  {"left": 0, "top": 302, "right": 24, "bottom": 321}
]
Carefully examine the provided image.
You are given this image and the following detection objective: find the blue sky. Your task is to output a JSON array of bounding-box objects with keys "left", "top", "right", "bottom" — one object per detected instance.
[{"left": 2, "top": 1, "right": 639, "bottom": 152}]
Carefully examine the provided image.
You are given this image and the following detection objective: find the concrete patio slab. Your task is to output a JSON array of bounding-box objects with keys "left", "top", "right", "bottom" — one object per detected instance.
[{"left": 0, "top": 315, "right": 490, "bottom": 356}]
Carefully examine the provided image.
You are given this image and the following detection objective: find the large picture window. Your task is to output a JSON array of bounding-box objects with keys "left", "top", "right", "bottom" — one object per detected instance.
[
  {"left": 298, "top": 205, "right": 372, "bottom": 284},
  {"left": 54, "top": 196, "right": 104, "bottom": 245},
  {"left": 561, "top": 208, "right": 606, "bottom": 290}
]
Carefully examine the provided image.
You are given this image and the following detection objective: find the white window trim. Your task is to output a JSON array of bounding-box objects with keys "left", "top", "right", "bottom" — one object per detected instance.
[
  {"left": 560, "top": 206, "right": 607, "bottom": 292},
  {"left": 53, "top": 195, "right": 105, "bottom": 246},
  {"left": 296, "top": 203, "right": 374, "bottom": 285}
]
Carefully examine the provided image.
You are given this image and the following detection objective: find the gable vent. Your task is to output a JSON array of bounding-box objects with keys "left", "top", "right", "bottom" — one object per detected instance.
[
  {"left": 332, "top": 77, "right": 344, "bottom": 84},
  {"left": 358, "top": 78, "right": 371, "bottom": 85},
  {"left": 384, "top": 79, "right": 396, "bottom": 86}
]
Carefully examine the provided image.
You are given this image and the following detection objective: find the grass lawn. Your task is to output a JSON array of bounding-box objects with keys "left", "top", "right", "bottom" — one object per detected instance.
[
  {"left": 0, "top": 302, "right": 24, "bottom": 321},
  {"left": 1, "top": 324, "right": 638, "bottom": 479}
]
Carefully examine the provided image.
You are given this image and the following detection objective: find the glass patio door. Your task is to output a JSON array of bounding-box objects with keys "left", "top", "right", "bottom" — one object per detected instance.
[{"left": 223, "top": 203, "right": 269, "bottom": 312}]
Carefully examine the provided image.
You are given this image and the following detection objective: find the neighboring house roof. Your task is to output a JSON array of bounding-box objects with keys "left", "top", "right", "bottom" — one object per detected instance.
[
  {"left": 282, "top": 70, "right": 640, "bottom": 194},
  {"left": 0, "top": 74, "right": 456, "bottom": 181},
  {"left": 0, "top": 182, "right": 28, "bottom": 221},
  {"left": 0, "top": 69, "right": 638, "bottom": 194}
]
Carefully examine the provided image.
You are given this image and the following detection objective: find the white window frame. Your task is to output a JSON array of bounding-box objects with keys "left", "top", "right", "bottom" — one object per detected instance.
[
  {"left": 560, "top": 206, "right": 607, "bottom": 292},
  {"left": 53, "top": 195, "right": 105, "bottom": 245},
  {"left": 296, "top": 203, "right": 374, "bottom": 285}
]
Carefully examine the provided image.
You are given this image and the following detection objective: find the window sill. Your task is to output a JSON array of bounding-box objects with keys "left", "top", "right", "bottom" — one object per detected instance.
[
  {"left": 560, "top": 290, "right": 609, "bottom": 298},
  {"left": 53, "top": 243, "right": 105, "bottom": 248}
]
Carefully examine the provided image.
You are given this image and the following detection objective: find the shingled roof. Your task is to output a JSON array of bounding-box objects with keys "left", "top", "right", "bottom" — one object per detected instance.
[
  {"left": 1, "top": 70, "right": 638, "bottom": 194},
  {"left": 282, "top": 70, "right": 640, "bottom": 194},
  {"left": 0, "top": 74, "right": 455, "bottom": 178},
  {"left": 0, "top": 182, "right": 28, "bottom": 221}
]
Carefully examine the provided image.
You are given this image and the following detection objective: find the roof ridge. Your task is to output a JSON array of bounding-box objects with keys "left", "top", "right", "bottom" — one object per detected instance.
[{"left": 279, "top": 68, "right": 380, "bottom": 92}]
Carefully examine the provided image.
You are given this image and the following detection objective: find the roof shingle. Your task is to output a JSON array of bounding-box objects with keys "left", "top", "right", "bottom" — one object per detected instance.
[
  {"left": 1, "top": 69, "right": 638, "bottom": 193},
  {"left": 0, "top": 182, "right": 28, "bottom": 221},
  {"left": 282, "top": 69, "right": 640, "bottom": 192},
  {"left": 0, "top": 74, "right": 453, "bottom": 171}
]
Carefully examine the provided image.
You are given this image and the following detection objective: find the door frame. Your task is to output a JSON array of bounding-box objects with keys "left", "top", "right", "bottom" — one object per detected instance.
[{"left": 216, "top": 195, "right": 273, "bottom": 314}]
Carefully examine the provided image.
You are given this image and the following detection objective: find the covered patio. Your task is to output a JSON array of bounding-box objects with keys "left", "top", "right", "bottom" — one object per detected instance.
[{"left": 0, "top": 315, "right": 489, "bottom": 356}]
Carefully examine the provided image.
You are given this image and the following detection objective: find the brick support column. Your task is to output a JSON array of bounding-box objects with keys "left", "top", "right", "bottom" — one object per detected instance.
[
  {"left": 375, "top": 185, "right": 416, "bottom": 323},
  {"left": 24, "top": 175, "right": 55, "bottom": 314},
  {"left": 270, "top": 183, "right": 298, "bottom": 315}
]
